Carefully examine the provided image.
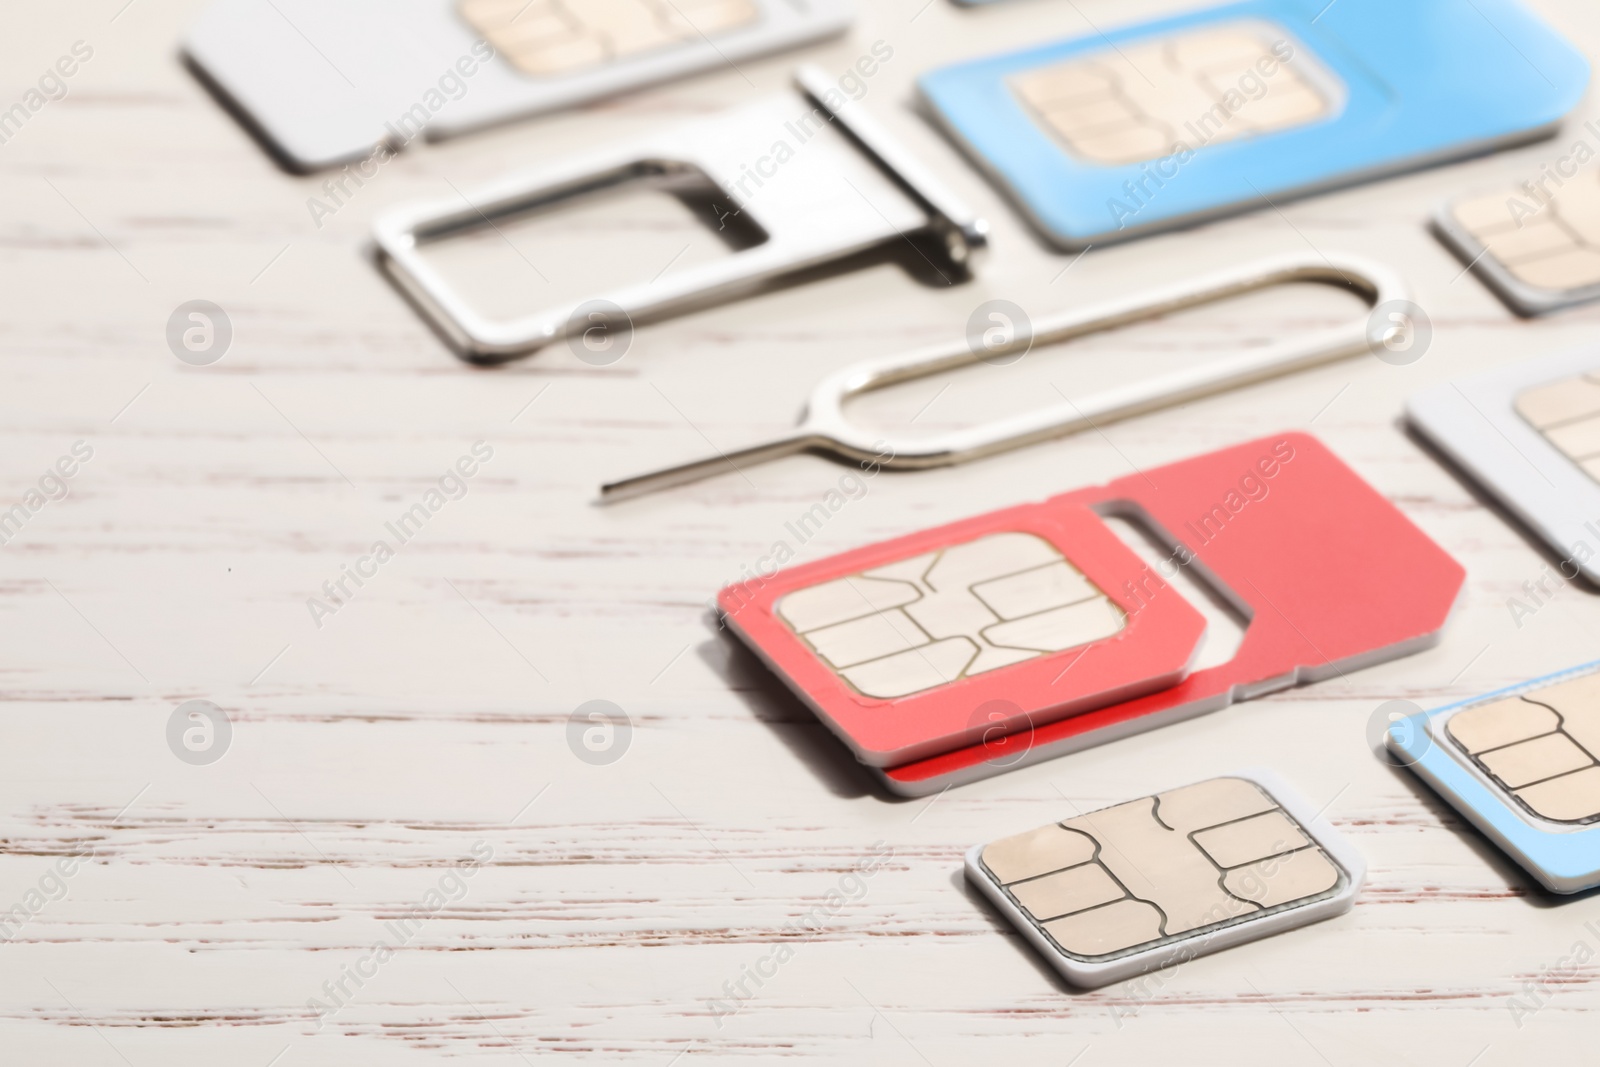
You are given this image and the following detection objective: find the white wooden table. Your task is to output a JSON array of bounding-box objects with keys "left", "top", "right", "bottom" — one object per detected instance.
[{"left": 4, "top": 0, "right": 1600, "bottom": 1063}]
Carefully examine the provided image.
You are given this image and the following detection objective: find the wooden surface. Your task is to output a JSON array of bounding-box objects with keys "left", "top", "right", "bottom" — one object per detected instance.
[{"left": 4, "top": 0, "right": 1600, "bottom": 1063}]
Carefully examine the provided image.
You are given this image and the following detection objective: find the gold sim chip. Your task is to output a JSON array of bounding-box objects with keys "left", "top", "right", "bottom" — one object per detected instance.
[
  {"left": 1009, "top": 22, "right": 1329, "bottom": 167},
  {"left": 979, "top": 778, "right": 1343, "bottom": 960},
  {"left": 773, "top": 532, "right": 1126, "bottom": 700},
  {"left": 459, "top": 0, "right": 760, "bottom": 77},
  {"left": 1514, "top": 373, "right": 1600, "bottom": 484},
  {"left": 1448, "top": 176, "right": 1600, "bottom": 296},
  {"left": 1445, "top": 672, "right": 1600, "bottom": 823}
]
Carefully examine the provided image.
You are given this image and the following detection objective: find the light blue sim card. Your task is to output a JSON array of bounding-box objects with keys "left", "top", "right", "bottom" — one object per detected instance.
[
  {"left": 918, "top": 0, "right": 1588, "bottom": 249},
  {"left": 1388, "top": 661, "right": 1600, "bottom": 895}
]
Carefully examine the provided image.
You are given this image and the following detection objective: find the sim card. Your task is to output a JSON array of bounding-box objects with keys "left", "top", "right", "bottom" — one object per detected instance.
[
  {"left": 917, "top": 0, "right": 1588, "bottom": 249},
  {"left": 1388, "top": 662, "right": 1600, "bottom": 894},
  {"left": 719, "top": 434, "right": 1465, "bottom": 793},
  {"left": 1435, "top": 169, "right": 1600, "bottom": 316},
  {"left": 184, "top": 0, "right": 852, "bottom": 171},
  {"left": 1408, "top": 348, "right": 1600, "bottom": 587},
  {"left": 966, "top": 773, "right": 1363, "bottom": 987}
]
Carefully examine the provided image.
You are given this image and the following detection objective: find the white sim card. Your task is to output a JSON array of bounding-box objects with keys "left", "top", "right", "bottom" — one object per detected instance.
[
  {"left": 1408, "top": 347, "right": 1600, "bottom": 586},
  {"left": 185, "top": 0, "right": 853, "bottom": 171}
]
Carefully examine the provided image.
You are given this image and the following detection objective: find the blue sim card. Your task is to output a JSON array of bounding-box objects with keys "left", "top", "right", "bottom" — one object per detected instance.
[
  {"left": 1389, "top": 662, "right": 1600, "bottom": 895},
  {"left": 919, "top": 0, "right": 1588, "bottom": 249}
]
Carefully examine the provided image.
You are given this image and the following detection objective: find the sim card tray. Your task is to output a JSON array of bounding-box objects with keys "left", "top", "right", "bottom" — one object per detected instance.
[{"left": 373, "top": 65, "right": 988, "bottom": 364}]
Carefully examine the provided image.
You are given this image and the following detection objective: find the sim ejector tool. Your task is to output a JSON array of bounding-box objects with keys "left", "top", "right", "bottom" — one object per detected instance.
[
  {"left": 600, "top": 253, "right": 1409, "bottom": 502},
  {"left": 373, "top": 65, "right": 987, "bottom": 363}
]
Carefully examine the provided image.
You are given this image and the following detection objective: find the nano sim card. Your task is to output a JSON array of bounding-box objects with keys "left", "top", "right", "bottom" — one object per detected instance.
[
  {"left": 966, "top": 773, "right": 1363, "bottom": 987},
  {"left": 919, "top": 0, "right": 1587, "bottom": 249},
  {"left": 721, "top": 434, "right": 1465, "bottom": 788},
  {"left": 1010, "top": 22, "right": 1330, "bottom": 167},
  {"left": 777, "top": 533, "right": 1126, "bottom": 700},
  {"left": 1390, "top": 662, "right": 1600, "bottom": 894},
  {"left": 1435, "top": 173, "right": 1600, "bottom": 316},
  {"left": 184, "top": 0, "right": 851, "bottom": 171},
  {"left": 1408, "top": 348, "right": 1600, "bottom": 588}
]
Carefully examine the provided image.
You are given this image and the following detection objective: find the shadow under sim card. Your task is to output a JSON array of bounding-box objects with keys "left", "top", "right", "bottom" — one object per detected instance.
[
  {"left": 718, "top": 434, "right": 1466, "bottom": 796},
  {"left": 966, "top": 772, "right": 1363, "bottom": 987},
  {"left": 1408, "top": 347, "right": 1600, "bottom": 587},
  {"left": 917, "top": 0, "right": 1588, "bottom": 249},
  {"left": 1389, "top": 662, "right": 1600, "bottom": 894},
  {"left": 184, "top": 0, "right": 852, "bottom": 171}
]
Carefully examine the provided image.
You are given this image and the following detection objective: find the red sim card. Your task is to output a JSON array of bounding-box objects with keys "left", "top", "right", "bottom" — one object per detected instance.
[{"left": 718, "top": 433, "right": 1465, "bottom": 795}]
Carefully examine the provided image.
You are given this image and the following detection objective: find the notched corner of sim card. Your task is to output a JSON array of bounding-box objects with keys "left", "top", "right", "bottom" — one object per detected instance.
[
  {"left": 1234, "top": 768, "right": 1366, "bottom": 892},
  {"left": 179, "top": 44, "right": 327, "bottom": 176}
]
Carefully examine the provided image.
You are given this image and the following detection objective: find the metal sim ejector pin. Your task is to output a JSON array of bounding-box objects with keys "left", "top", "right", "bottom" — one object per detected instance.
[
  {"left": 600, "top": 253, "right": 1410, "bottom": 502},
  {"left": 372, "top": 65, "right": 989, "bottom": 363}
]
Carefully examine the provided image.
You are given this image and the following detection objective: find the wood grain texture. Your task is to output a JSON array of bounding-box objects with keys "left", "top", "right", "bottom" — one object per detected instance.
[{"left": 2, "top": 0, "right": 1600, "bottom": 1062}]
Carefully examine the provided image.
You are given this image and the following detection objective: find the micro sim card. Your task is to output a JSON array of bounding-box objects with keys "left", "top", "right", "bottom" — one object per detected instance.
[
  {"left": 776, "top": 533, "right": 1135, "bottom": 701},
  {"left": 1435, "top": 169, "right": 1600, "bottom": 316},
  {"left": 966, "top": 773, "right": 1363, "bottom": 987},
  {"left": 718, "top": 434, "right": 1465, "bottom": 793},
  {"left": 1407, "top": 348, "right": 1600, "bottom": 587},
  {"left": 1389, "top": 662, "right": 1600, "bottom": 894},
  {"left": 184, "top": 0, "right": 852, "bottom": 171},
  {"left": 917, "top": 0, "right": 1587, "bottom": 249}
]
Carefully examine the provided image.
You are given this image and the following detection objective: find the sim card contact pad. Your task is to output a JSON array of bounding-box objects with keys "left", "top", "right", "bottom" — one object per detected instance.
[
  {"left": 1435, "top": 174, "right": 1600, "bottom": 316},
  {"left": 965, "top": 772, "right": 1363, "bottom": 987},
  {"left": 1391, "top": 661, "right": 1600, "bottom": 894}
]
